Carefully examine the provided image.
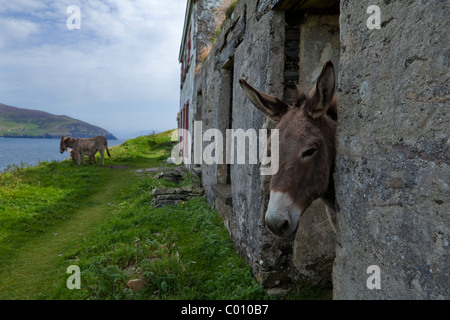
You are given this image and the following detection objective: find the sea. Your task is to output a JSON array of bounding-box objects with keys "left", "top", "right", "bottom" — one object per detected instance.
[{"left": 0, "top": 138, "right": 125, "bottom": 172}]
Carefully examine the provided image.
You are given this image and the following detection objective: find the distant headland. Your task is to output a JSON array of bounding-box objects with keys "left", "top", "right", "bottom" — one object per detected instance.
[{"left": 0, "top": 103, "right": 117, "bottom": 140}]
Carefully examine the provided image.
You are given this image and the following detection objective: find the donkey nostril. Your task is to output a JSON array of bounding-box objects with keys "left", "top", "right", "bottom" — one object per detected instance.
[{"left": 280, "top": 220, "right": 290, "bottom": 232}]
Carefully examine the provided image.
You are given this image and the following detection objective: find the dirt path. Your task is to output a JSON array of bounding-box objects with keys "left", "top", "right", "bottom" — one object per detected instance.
[{"left": 0, "top": 167, "right": 138, "bottom": 299}]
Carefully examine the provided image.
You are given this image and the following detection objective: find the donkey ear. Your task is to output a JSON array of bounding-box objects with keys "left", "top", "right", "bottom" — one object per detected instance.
[
  {"left": 306, "top": 60, "right": 336, "bottom": 119},
  {"left": 239, "top": 79, "right": 289, "bottom": 122}
]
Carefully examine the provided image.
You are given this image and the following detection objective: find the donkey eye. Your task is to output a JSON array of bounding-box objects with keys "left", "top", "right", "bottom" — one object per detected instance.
[{"left": 301, "top": 148, "right": 317, "bottom": 158}]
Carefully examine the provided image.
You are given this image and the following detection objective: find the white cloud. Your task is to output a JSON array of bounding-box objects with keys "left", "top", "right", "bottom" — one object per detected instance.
[
  {"left": 0, "top": 18, "right": 40, "bottom": 47},
  {"left": 0, "top": 0, "right": 47, "bottom": 13},
  {"left": 0, "top": 0, "right": 187, "bottom": 136}
]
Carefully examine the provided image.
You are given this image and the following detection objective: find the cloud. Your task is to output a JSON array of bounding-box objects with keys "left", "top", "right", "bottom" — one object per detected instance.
[
  {"left": 0, "top": 0, "right": 47, "bottom": 13},
  {"left": 0, "top": 0, "right": 186, "bottom": 137},
  {"left": 0, "top": 17, "right": 40, "bottom": 47}
]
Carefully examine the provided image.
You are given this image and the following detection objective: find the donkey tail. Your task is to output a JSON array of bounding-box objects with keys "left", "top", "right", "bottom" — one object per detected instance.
[{"left": 106, "top": 144, "right": 111, "bottom": 159}]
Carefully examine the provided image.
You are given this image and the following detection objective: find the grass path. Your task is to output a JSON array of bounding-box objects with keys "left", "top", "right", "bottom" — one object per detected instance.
[{"left": 0, "top": 167, "right": 138, "bottom": 299}]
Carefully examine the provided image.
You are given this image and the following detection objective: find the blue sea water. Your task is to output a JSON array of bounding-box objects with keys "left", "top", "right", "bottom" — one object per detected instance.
[{"left": 0, "top": 138, "right": 125, "bottom": 172}]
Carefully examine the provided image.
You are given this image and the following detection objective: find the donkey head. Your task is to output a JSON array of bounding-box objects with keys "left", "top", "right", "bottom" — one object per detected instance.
[
  {"left": 60, "top": 136, "right": 75, "bottom": 154},
  {"left": 239, "top": 60, "right": 337, "bottom": 239}
]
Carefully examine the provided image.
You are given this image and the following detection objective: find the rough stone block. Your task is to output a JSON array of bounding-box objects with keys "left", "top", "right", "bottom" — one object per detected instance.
[{"left": 334, "top": 0, "right": 449, "bottom": 299}]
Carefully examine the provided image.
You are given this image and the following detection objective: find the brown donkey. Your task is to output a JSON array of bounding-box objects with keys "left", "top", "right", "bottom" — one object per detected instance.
[
  {"left": 239, "top": 60, "right": 337, "bottom": 239},
  {"left": 60, "top": 135, "right": 111, "bottom": 166}
]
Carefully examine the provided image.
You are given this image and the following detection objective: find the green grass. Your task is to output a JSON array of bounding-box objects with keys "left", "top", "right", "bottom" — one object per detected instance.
[
  {"left": 0, "top": 130, "right": 267, "bottom": 300},
  {"left": 225, "top": 0, "right": 239, "bottom": 19},
  {"left": 0, "top": 119, "right": 41, "bottom": 136},
  {"left": 0, "top": 161, "right": 103, "bottom": 268},
  {"left": 51, "top": 194, "right": 265, "bottom": 300}
]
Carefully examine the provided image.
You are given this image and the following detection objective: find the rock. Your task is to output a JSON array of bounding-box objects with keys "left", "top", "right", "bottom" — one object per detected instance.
[
  {"left": 127, "top": 279, "right": 147, "bottom": 292},
  {"left": 266, "top": 288, "right": 289, "bottom": 299},
  {"left": 152, "top": 186, "right": 204, "bottom": 207},
  {"left": 293, "top": 200, "right": 336, "bottom": 288},
  {"left": 135, "top": 167, "right": 174, "bottom": 177},
  {"left": 153, "top": 170, "right": 184, "bottom": 182},
  {"left": 334, "top": 1, "right": 449, "bottom": 299}
]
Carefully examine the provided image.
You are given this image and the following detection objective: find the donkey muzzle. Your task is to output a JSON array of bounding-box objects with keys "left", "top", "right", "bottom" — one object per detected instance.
[
  {"left": 265, "top": 210, "right": 291, "bottom": 238},
  {"left": 265, "top": 191, "right": 302, "bottom": 240}
]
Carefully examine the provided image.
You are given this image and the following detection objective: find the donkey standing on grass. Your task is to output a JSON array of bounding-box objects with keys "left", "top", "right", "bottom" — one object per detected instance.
[
  {"left": 60, "top": 135, "right": 111, "bottom": 167},
  {"left": 239, "top": 60, "right": 337, "bottom": 240}
]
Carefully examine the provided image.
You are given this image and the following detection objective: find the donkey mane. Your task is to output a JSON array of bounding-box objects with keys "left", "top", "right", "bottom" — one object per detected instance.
[
  {"left": 288, "top": 87, "right": 337, "bottom": 121},
  {"left": 287, "top": 88, "right": 307, "bottom": 109}
]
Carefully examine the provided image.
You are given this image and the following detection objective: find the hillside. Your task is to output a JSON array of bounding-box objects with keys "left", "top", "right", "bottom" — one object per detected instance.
[{"left": 0, "top": 103, "right": 117, "bottom": 139}]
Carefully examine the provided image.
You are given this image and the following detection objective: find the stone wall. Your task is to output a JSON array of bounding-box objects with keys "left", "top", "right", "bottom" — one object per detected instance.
[
  {"left": 334, "top": 0, "right": 449, "bottom": 299},
  {"left": 193, "top": 0, "right": 339, "bottom": 288}
]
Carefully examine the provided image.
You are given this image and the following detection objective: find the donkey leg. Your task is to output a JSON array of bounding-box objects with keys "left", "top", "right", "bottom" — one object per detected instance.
[
  {"left": 325, "top": 206, "right": 337, "bottom": 234},
  {"left": 99, "top": 150, "right": 104, "bottom": 166},
  {"left": 89, "top": 153, "right": 97, "bottom": 164}
]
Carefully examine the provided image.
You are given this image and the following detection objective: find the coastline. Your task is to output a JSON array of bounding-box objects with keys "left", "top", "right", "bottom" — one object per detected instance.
[{"left": 0, "top": 138, "right": 125, "bottom": 172}]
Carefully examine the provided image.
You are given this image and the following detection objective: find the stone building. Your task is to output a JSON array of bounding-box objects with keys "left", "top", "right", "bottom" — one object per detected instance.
[
  {"left": 179, "top": 0, "right": 449, "bottom": 299},
  {"left": 179, "top": 0, "right": 235, "bottom": 163}
]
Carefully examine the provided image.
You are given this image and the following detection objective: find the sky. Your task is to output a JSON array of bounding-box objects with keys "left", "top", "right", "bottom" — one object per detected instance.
[{"left": 0, "top": 0, "right": 187, "bottom": 139}]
